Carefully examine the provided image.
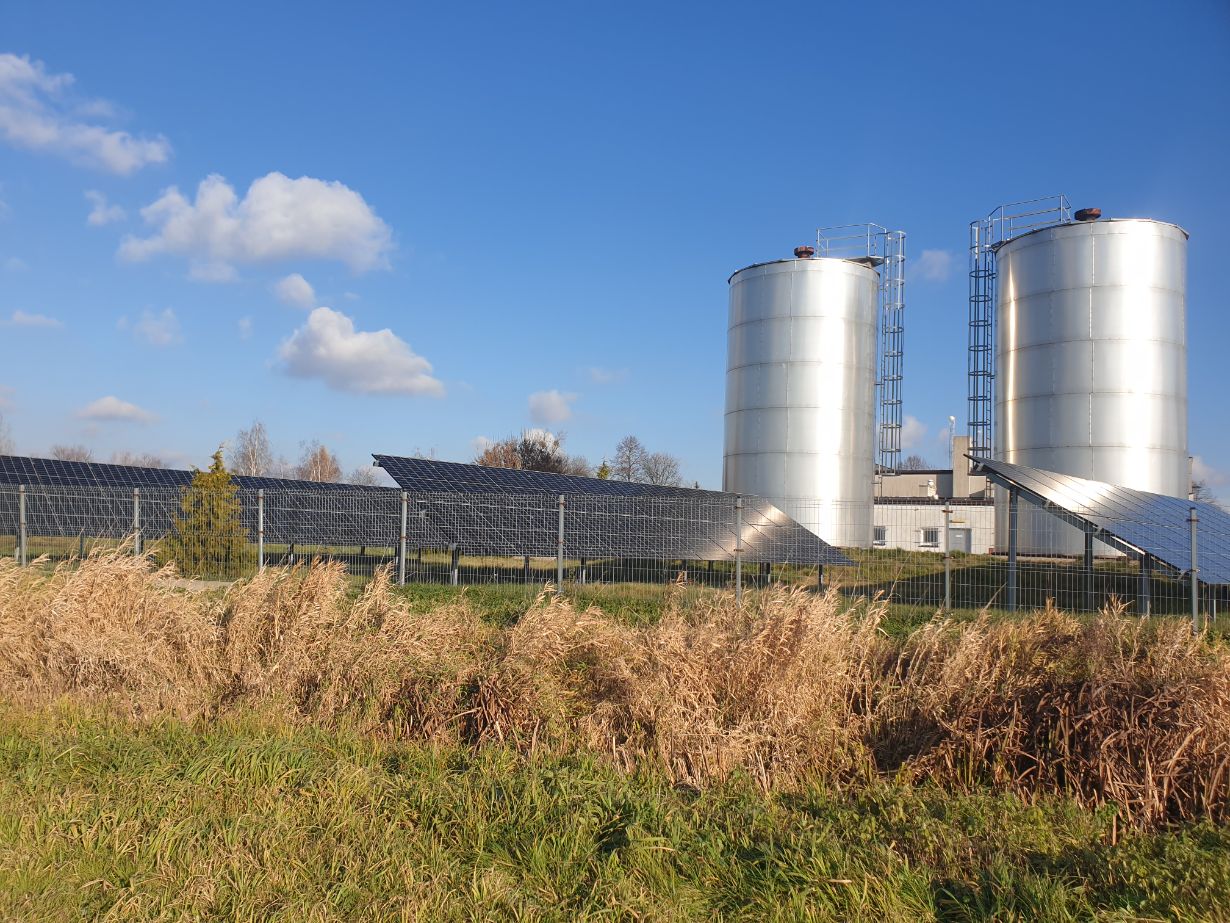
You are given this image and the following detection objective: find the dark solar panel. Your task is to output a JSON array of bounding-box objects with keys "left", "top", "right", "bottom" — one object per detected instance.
[
  {"left": 0, "top": 455, "right": 400, "bottom": 547},
  {"left": 374, "top": 454, "right": 852, "bottom": 566},
  {"left": 972, "top": 457, "right": 1230, "bottom": 585},
  {"left": 372, "top": 454, "right": 740, "bottom": 499}
]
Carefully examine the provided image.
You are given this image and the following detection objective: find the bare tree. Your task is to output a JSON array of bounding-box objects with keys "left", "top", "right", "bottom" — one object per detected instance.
[
  {"left": 899, "top": 454, "right": 932, "bottom": 471},
  {"left": 564, "top": 454, "right": 593, "bottom": 478},
  {"left": 51, "top": 444, "right": 94, "bottom": 462},
  {"left": 110, "top": 451, "right": 167, "bottom": 468},
  {"left": 474, "top": 430, "right": 589, "bottom": 476},
  {"left": 295, "top": 440, "right": 342, "bottom": 482},
  {"left": 229, "top": 421, "right": 274, "bottom": 476},
  {"left": 0, "top": 412, "right": 13, "bottom": 455},
  {"left": 516, "top": 430, "right": 570, "bottom": 474},
  {"left": 612, "top": 435, "right": 647, "bottom": 481},
  {"left": 474, "top": 437, "right": 522, "bottom": 469},
  {"left": 347, "top": 465, "right": 383, "bottom": 486},
  {"left": 641, "top": 451, "right": 682, "bottom": 487}
]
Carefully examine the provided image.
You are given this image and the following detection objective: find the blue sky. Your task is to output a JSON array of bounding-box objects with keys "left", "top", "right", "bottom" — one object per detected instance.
[{"left": 1, "top": 1, "right": 1227, "bottom": 496}]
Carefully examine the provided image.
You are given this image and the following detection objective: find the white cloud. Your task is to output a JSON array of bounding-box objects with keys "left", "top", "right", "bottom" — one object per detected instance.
[
  {"left": 901, "top": 414, "right": 928, "bottom": 449},
  {"left": 0, "top": 53, "right": 170, "bottom": 174},
  {"left": 84, "top": 190, "right": 125, "bottom": 225},
  {"left": 914, "top": 249, "right": 955, "bottom": 283},
  {"left": 3, "top": 256, "right": 28, "bottom": 272},
  {"left": 76, "top": 395, "right": 156, "bottom": 423},
  {"left": 123, "top": 308, "right": 181, "bottom": 346},
  {"left": 278, "top": 306, "right": 444, "bottom": 396},
  {"left": 471, "top": 435, "right": 494, "bottom": 454},
  {"left": 119, "top": 172, "right": 393, "bottom": 279},
  {"left": 6, "top": 309, "right": 62, "bottom": 328},
  {"left": 588, "top": 366, "right": 628, "bottom": 384},
  {"left": 274, "top": 272, "right": 316, "bottom": 308},
  {"left": 528, "top": 389, "right": 576, "bottom": 425},
  {"left": 237, "top": 316, "right": 253, "bottom": 340}
]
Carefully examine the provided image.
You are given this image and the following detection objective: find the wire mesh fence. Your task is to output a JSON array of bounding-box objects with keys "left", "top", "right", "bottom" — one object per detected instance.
[{"left": 0, "top": 483, "right": 1222, "bottom": 620}]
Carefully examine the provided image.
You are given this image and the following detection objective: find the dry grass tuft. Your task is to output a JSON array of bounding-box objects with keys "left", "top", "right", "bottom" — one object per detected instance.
[{"left": 2, "top": 550, "right": 1229, "bottom": 826}]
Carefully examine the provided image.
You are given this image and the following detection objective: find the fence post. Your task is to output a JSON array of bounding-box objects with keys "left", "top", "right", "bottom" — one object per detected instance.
[
  {"left": 1190, "top": 507, "right": 1200, "bottom": 635},
  {"left": 735, "top": 495, "right": 743, "bottom": 607},
  {"left": 556, "top": 494, "right": 565, "bottom": 590},
  {"left": 1138, "top": 554, "right": 1151, "bottom": 617},
  {"left": 450, "top": 544, "right": 460, "bottom": 586},
  {"left": 1006, "top": 487, "right": 1019, "bottom": 612},
  {"left": 816, "top": 562, "right": 824, "bottom": 593},
  {"left": 132, "top": 488, "right": 141, "bottom": 556},
  {"left": 943, "top": 504, "right": 952, "bottom": 611},
  {"left": 17, "top": 485, "right": 27, "bottom": 567},
  {"left": 1083, "top": 526, "right": 1095, "bottom": 613},
  {"left": 257, "top": 489, "right": 265, "bottom": 572},
  {"left": 398, "top": 491, "right": 407, "bottom": 586}
]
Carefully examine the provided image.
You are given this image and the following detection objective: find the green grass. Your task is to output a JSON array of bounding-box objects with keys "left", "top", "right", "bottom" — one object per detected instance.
[{"left": 1, "top": 704, "right": 1228, "bottom": 921}]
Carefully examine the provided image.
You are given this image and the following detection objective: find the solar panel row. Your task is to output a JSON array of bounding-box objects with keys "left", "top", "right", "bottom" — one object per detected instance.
[
  {"left": 0, "top": 453, "right": 852, "bottom": 567},
  {"left": 972, "top": 456, "right": 1230, "bottom": 585},
  {"left": 374, "top": 454, "right": 852, "bottom": 566}
]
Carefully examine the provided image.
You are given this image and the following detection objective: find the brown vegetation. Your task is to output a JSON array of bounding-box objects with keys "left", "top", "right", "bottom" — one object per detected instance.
[{"left": 2, "top": 548, "right": 1228, "bottom": 828}]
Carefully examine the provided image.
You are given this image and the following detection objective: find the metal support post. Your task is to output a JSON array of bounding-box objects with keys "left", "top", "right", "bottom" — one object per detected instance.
[
  {"left": 579, "top": 557, "right": 587, "bottom": 585},
  {"left": 762, "top": 562, "right": 771, "bottom": 585},
  {"left": 556, "top": 494, "right": 565, "bottom": 589},
  {"left": 1138, "top": 554, "right": 1151, "bottom": 617},
  {"left": 1006, "top": 487, "right": 1019, "bottom": 612},
  {"left": 943, "top": 504, "right": 952, "bottom": 611},
  {"left": 523, "top": 555, "right": 531, "bottom": 583},
  {"left": 817, "top": 563, "right": 824, "bottom": 593},
  {"left": 257, "top": 489, "right": 265, "bottom": 572},
  {"left": 131, "top": 492, "right": 142, "bottom": 556},
  {"left": 450, "top": 545, "right": 460, "bottom": 586},
  {"left": 734, "top": 495, "right": 743, "bottom": 606},
  {"left": 17, "top": 485, "right": 27, "bottom": 567},
  {"left": 1084, "top": 527, "right": 1095, "bottom": 613},
  {"left": 397, "top": 492, "right": 407, "bottom": 586},
  {"left": 1190, "top": 507, "right": 1200, "bottom": 634}
]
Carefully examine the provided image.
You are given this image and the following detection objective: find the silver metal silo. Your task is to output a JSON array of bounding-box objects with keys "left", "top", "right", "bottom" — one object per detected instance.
[
  {"left": 723, "top": 255, "right": 879, "bottom": 547},
  {"left": 993, "top": 217, "right": 1189, "bottom": 553}
]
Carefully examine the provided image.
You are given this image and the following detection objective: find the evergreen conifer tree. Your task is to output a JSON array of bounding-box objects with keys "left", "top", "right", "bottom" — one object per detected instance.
[{"left": 165, "top": 448, "right": 250, "bottom": 577}]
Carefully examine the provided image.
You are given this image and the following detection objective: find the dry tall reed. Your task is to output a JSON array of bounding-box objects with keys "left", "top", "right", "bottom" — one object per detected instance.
[{"left": 2, "top": 548, "right": 1227, "bottom": 827}]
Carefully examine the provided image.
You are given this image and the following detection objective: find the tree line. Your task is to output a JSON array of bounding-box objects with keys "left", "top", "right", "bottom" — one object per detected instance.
[
  {"left": 0, "top": 411, "right": 687, "bottom": 490},
  {"left": 474, "top": 431, "right": 685, "bottom": 487}
]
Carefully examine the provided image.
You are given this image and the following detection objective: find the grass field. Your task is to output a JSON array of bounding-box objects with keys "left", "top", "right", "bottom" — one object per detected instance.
[
  {"left": 2, "top": 549, "right": 1230, "bottom": 920},
  {"left": 4, "top": 705, "right": 1230, "bottom": 922}
]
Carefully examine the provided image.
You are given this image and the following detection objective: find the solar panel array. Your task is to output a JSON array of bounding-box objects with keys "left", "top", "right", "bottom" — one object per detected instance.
[
  {"left": 972, "top": 456, "right": 1230, "bottom": 585},
  {"left": 374, "top": 454, "right": 852, "bottom": 566},
  {"left": 0, "top": 455, "right": 392, "bottom": 493},
  {"left": 0, "top": 455, "right": 400, "bottom": 546},
  {"left": 0, "top": 453, "right": 853, "bottom": 567}
]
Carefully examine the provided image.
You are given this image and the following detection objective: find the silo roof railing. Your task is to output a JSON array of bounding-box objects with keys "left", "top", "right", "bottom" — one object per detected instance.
[{"left": 970, "top": 456, "right": 1230, "bottom": 586}]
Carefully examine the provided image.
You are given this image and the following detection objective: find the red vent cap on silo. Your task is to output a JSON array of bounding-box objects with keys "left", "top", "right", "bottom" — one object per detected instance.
[
  {"left": 793, "top": 245, "right": 815, "bottom": 259},
  {"left": 1074, "top": 207, "right": 1102, "bottom": 222}
]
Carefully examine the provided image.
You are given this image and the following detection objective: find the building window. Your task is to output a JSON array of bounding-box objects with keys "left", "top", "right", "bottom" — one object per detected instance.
[
  {"left": 920, "top": 527, "right": 940, "bottom": 547},
  {"left": 873, "top": 526, "right": 887, "bottom": 545}
]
